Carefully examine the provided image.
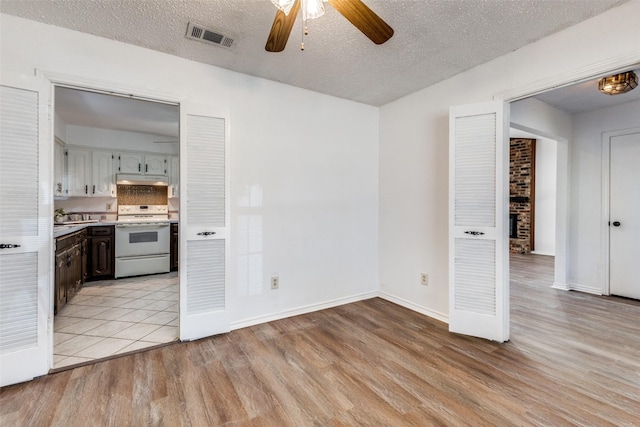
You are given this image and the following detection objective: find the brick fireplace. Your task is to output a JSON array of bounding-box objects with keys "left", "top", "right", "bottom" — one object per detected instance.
[{"left": 510, "top": 138, "right": 535, "bottom": 253}]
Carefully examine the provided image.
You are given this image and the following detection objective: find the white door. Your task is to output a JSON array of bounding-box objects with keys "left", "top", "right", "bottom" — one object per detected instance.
[
  {"left": 609, "top": 130, "right": 640, "bottom": 299},
  {"left": 179, "top": 102, "right": 230, "bottom": 340},
  {"left": 0, "top": 73, "right": 52, "bottom": 387},
  {"left": 449, "top": 101, "right": 510, "bottom": 342}
]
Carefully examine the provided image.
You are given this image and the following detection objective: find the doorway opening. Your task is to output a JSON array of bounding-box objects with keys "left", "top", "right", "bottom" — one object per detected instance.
[
  {"left": 52, "top": 86, "right": 180, "bottom": 369},
  {"left": 506, "top": 67, "right": 640, "bottom": 321}
]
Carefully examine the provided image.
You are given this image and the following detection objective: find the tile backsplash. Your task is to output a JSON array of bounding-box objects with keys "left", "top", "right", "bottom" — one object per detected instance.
[{"left": 117, "top": 185, "right": 168, "bottom": 205}]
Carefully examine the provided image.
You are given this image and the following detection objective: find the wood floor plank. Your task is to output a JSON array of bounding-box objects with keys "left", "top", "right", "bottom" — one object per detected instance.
[{"left": 1, "top": 253, "right": 639, "bottom": 426}]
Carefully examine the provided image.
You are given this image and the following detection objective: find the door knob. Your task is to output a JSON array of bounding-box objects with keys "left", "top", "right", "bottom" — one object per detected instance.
[
  {"left": 0, "top": 243, "right": 21, "bottom": 249},
  {"left": 612, "top": 221, "right": 621, "bottom": 227}
]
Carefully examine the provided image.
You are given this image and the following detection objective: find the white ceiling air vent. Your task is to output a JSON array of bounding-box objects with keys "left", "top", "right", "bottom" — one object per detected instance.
[{"left": 186, "top": 22, "right": 235, "bottom": 50}]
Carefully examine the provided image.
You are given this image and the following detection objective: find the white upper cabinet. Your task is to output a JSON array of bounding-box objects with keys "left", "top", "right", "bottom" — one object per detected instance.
[
  {"left": 117, "top": 152, "right": 167, "bottom": 176},
  {"left": 118, "top": 152, "right": 144, "bottom": 174},
  {"left": 66, "top": 148, "right": 91, "bottom": 197},
  {"left": 54, "top": 138, "right": 66, "bottom": 197},
  {"left": 145, "top": 154, "right": 167, "bottom": 175},
  {"left": 92, "top": 150, "right": 115, "bottom": 197},
  {"left": 169, "top": 155, "right": 179, "bottom": 198},
  {"left": 66, "top": 148, "right": 114, "bottom": 197}
]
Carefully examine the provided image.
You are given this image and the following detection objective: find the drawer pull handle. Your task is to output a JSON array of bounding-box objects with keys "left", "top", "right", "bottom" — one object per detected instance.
[{"left": 197, "top": 231, "right": 216, "bottom": 236}]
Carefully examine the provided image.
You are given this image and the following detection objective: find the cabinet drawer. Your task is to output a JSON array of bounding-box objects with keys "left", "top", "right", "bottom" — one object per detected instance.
[
  {"left": 90, "top": 226, "right": 114, "bottom": 236},
  {"left": 75, "top": 229, "right": 87, "bottom": 243},
  {"left": 56, "top": 233, "right": 76, "bottom": 251}
]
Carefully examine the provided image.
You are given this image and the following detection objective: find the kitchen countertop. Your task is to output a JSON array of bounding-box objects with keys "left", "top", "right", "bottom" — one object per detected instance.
[{"left": 54, "top": 219, "right": 178, "bottom": 238}]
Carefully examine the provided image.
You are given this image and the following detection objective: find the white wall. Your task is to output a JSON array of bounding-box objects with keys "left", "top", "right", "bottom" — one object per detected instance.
[
  {"left": 511, "top": 98, "right": 573, "bottom": 139},
  {"left": 379, "top": 0, "right": 640, "bottom": 319},
  {"left": 511, "top": 97, "right": 572, "bottom": 286},
  {"left": 1, "top": 14, "right": 380, "bottom": 327},
  {"left": 533, "top": 137, "right": 557, "bottom": 256},
  {"left": 54, "top": 113, "right": 66, "bottom": 140},
  {"left": 568, "top": 98, "right": 640, "bottom": 292}
]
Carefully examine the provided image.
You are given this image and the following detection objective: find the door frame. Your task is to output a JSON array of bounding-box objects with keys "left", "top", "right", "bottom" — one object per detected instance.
[
  {"left": 492, "top": 58, "right": 640, "bottom": 297},
  {"left": 601, "top": 127, "right": 640, "bottom": 295},
  {"left": 39, "top": 70, "right": 184, "bottom": 367}
]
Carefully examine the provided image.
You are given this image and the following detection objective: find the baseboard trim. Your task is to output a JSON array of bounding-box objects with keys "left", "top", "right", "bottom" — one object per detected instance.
[
  {"left": 552, "top": 281, "right": 602, "bottom": 295},
  {"left": 378, "top": 291, "right": 449, "bottom": 324},
  {"left": 568, "top": 283, "right": 602, "bottom": 295},
  {"left": 551, "top": 282, "right": 570, "bottom": 291},
  {"left": 230, "top": 291, "right": 378, "bottom": 331},
  {"left": 531, "top": 250, "right": 555, "bottom": 257}
]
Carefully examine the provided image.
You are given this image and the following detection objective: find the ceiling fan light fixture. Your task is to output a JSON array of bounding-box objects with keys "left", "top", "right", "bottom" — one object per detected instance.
[
  {"left": 302, "top": 0, "right": 325, "bottom": 21},
  {"left": 598, "top": 71, "right": 638, "bottom": 95},
  {"left": 271, "top": 0, "right": 296, "bottom": 16}
]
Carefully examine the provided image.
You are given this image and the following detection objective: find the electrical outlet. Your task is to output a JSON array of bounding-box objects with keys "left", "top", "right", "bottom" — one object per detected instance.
[
  {"left": 106, "top": 203, "right": 112, "bottom": 211},
  {"left": 420, "top": 273, "right": 428, "bottom": 286},
  {"left": 271, "top": 276, "right": 279, "bottom": 290}
]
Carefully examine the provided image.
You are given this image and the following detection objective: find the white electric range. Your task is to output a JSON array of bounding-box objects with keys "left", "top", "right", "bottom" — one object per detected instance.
[{"left": 115, "top": 205, "right": 170, "bottom": 278}]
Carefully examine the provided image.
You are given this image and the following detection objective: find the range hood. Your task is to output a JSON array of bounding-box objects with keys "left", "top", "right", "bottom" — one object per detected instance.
[{"left": 116, "top": 174, "right": 168, "bottom": 186}]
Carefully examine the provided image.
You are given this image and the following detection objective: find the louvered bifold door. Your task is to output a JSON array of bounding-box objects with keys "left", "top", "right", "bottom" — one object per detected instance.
[
  {"left": 179, "top": 103, "right": 230, "bottom": 341},
  {"left": 448, "top": 101, "right": 509, "bottom": 342},
  {"left": 0, "top": 73, "right": 52, "bottom": 386}
]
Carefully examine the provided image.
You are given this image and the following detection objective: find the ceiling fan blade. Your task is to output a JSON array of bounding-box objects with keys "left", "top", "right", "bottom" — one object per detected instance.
[
  {"left": 328, "top": 0, "right": 393, "bottom": 45},
  {"left": 265, "top": 0, "right": 301, "bottom": 52}
]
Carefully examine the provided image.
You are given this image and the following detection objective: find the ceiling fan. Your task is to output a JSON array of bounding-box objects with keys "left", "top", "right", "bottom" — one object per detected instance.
[{"left": 266, "top": 0, "right": 394, "bottom": 52}]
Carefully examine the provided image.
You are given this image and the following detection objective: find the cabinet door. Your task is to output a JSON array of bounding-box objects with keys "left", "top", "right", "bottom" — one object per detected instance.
[
  {"left": 66, "top": 148, "right": 91, "bottom": 196},
  {"left": 169, "top": 155, "right": 180, "bottom": 198},
  {"left": 118, "top": 152, "right": 143, "bottom": 174},
  {"left": 54, "top": 139, "right": 65, "bottom": 197},
  {"left": 81, "top": 238, "right": 88, "bottom": 284},
  {"left": 90, "top": 236, "right": 113, "bottom": 277},
  {"left": 171, "top": 223, "right": 178, "bottom": 271},
  {"left": 67, "top": 243, "right": 82, "bottom": 300},
  {"left": 54, "top": 250, "right": 67, "bottom": 314},
  {"left": 145, "top": 154, "right": 167, "bottom": 175},
  {"left": 92, "top": 150, "right": 114, "bottom": 196}
]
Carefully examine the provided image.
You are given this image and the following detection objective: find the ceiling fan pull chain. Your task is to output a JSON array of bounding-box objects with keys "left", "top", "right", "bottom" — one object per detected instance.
[{"left": 301, "top": 0, "right": 307, "bottom": 50}]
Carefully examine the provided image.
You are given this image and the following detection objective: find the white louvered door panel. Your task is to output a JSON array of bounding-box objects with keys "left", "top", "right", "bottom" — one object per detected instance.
[
  {"left": 449, "top": 101, "right": 509, "bottom": 342},
  {"left": 0, "top": 73, "right": 52, "bottom": 387},
  {"left": 179, "top": 104, "right": 230, "bottom": 341}
]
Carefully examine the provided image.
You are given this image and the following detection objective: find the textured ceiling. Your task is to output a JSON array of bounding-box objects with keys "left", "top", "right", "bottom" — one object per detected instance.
[{"left": 0, "top": 0, "right": 631, "bottom": 106}]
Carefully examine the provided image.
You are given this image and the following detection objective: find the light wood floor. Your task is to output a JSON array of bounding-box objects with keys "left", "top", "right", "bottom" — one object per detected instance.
[{"left": 1, "top": 254, "right": 639, "bottom": 426}]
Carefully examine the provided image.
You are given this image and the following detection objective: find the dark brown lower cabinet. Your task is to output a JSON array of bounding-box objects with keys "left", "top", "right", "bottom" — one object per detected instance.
[
  {"left": 54, "top": 229, "right": 87, "bottom": 314},
  {"left": 54, "top": 249, "right": 67, "bottom": 314},
  {"left": 87, "top": 225, "right": 114, "bottom": 281},
  {"left": 171, "top": 223, "right": 178, "bottom": 271}
]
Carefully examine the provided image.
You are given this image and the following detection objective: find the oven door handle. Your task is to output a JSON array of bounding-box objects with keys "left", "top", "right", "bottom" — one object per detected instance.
[{"left": 116, "top": 223, "right": 170, "bottom": 228}]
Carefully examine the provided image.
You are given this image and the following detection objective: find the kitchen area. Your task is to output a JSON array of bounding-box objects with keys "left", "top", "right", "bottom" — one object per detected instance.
[{"left": 52, "top": 87, "right": 181, "bottom": 368}]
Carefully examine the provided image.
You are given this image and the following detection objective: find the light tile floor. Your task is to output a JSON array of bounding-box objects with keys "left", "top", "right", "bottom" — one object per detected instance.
[{"left": 54, "top": 272, "right": 179, "bottom": 369}]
